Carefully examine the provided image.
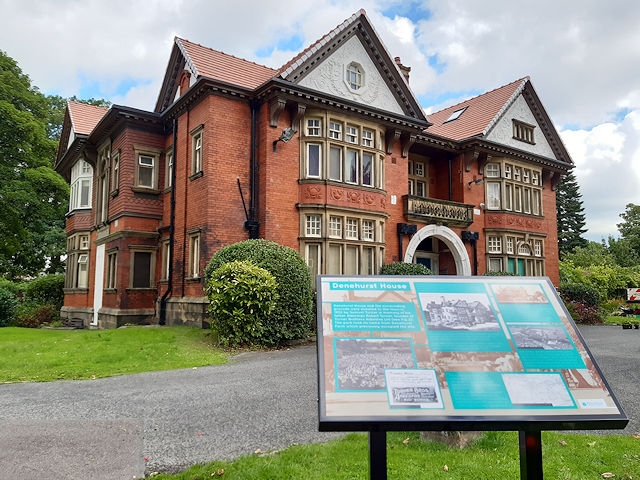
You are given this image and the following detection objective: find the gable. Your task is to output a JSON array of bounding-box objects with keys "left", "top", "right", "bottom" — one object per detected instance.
[
  {"left": 486, "top": 94, "right": 556, "bottom": 159},
  {"left": 297, "top": 35, "right": 405, "bottom": 115}
]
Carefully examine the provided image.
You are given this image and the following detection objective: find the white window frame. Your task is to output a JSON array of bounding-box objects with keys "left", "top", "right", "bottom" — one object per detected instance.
[
  {"left": 488, "top": 236, "right": 502, "bottom": 253},
  {"left": 188, "top": 233, "right": 201, "bottom": 278},
  {"left": 361, "top": 129, "right": 374, "bottom": 147},
  {"left": 345, "top": 63, "right": 363, "bottom": 91},
  {"left": 329, "top": 216, "right": 342, "bottom": 238},
  {"left": 345, "top": 218, "right": 358, "bottom": 240},
  {"left": 486, "top": 182, "right": 501, "bottom": 210},
  {"left": 361, "top": 220, "right": 374, "bottom": 241},
  {"left": 306, "top": 118, "right": 321, "bottom": 136},
  {"left": 191, "top": 128, "right": 203, "bottom": 175},
  {"left": 329, "top": 121, "right": 342, "bottom": 140},
  {"left": 306, "top": 215, "right": 322, "bottom": 237},
  {"left": 307, "top": 143, "right": 322, "bottom": 178},
  {"left": 329, "top": 145, "right": 342, "bottom": 181},
  {"left": 485, "top": 163, "right": 500, "bottom": 178}
]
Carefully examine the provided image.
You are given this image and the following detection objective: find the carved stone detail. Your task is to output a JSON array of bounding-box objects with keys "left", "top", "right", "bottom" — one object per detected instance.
[
  {"left": 386, "top": 129, "right": 401, "bottom": 155},
  {"left": 269, "top": 97, "right": 286, "bottom": 128},
  {"left": 330, "top": 188, "right": 344, "bottom": 200},
  {"left": 304, "top": 185, "right": 322, "bottom": 200}
]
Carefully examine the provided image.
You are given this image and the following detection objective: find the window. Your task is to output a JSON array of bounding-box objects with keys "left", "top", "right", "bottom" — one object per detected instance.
[
  {"left": 345, "top": 149, "right": 359, "bottom": 184},
  {"left": 329, "top": 146, "right": 342, "bottom": 181},
  {"left": 532, "top": 190, "right": 541, "bottom": 215},
  {"left": 137, "top": 155, "right": 155, "bottom": 188},
  {"left": 485, "top": 233, "right": 545, "bottom": 276},
  {"left": 513, "top": 120, "right": 535, "bottom": 144},
  {"left": 534, "top": 239, "right": 543, "bottom": 257},
  {"left": 161, "top": 240, "right": 170, "bottom": 280},
  {"left": 408, "top": 158, "right": 429, "bottom": 198},
  {"left": 513, "top": 167, "right": 521, "bottom": 182},
  {"left": 504, "top": 183, "right": 513, "bottom": 211},
  {"left": 69, "top": 159, "right": 93, "bottom": 211},
  {"left": 188, "top": 234, "right": 200, "bottom": 278},
  {"left": 488, "top": 236, "right": 502, "bottom": 253},
  {"left": 444, "top": 107, "right": 467, "bottom": 123},
  {"left": 346, "top": 63, "right": 363, "bottom": 90},
  {"left": 485, "top": 163, "right": 500, "bottom": 178},
  {"left": 329, "top": 216, "right": 342, "bottom": 238},
  {"left": 191, "top": 128, "right": 203, "bottom": 175},
  {"left": 488, "top": 258, "right": 503, "bottom": 272},
  {"left": 486, "top": 182, "right": 501, "bottom": 210},
  {"left": 301, "top": 115, "right": 381, "bottom": 188},
  {"left": 132, "top": 251, "right": 153, "bottom": 288},
  {"left": 76, "top": 254, "right": 89, "bottom": 289},
  {"left": 111, "top": 152, "right": 119, "bottom": 193},
  {"left": 329, "top": 121, "right": 342, "bottom": 140},
  {"left": 532, "top": 171, "right": 540, "bottom": 186},
  {"left": 106, "top": 251, "right": 117, "bottom": 290},
  {"left": 345, "top": 218, "right": 358, "bottom": 239},
  {"left": 362, "top": 129, "right": 374, "bottom": 147},
  {"left": 65, "top": 232, "right": 92, "bottom": 290},
  {"left": 514, "top": 185, "right": 522, "bottom": 212},
  {"left": 165, "top": 150, "right": 174, "bottom": 189},
  {"left": 506, "top": 236, "right": 515, "bottom": 254},
  {"left": 306, "top": 215, "right": 321, "bottom": 237},
  {"left": 307, "top": 118, "right": 321, "bottom": 136},
  {"left": 301, "top": 212, "right": 384, "bottom": 275},
  {"left": 306, "top": 244, "right": 321, "bottom": 276},
  {"left": 345, "top": 126, "right": 358, "bottom": 144},
  {"left": 523, "top": 187, "right": 532, "bottom": 214},
  {"left": 362, "top": 220, "right": 374, "bottom": 241},
  {"left": 523, "top": 169, "right": 531, "bottom": 184},
  {"left": 504, "top": 164, "right": 512, "bottom": 179},
  {"left": 307, "top": 144, "right": 321, "bottom": 177},
  {"left": 96, "top": 154, "right": 109, "bottom": 223},
  {"left": 362, "top": 153, "right": 374, "bottom": 187}
]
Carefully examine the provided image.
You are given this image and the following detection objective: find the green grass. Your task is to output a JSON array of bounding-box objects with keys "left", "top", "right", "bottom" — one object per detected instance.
[
  {"left": 0, "top": 326, "right": 227, "bottom": 383},
  {"left": 149, "top": 431, "right": 640, "bottom": 479}
]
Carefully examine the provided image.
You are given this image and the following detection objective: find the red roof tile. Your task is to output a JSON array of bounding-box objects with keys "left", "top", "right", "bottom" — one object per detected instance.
[
  {"left": 426, "top": 77, "right": 529, "bottom": 141},
  {"left": 177, "top": 38, "right": 277, "bottom": 90},
  {"left": 68, "top": 101, "right": 108, "bottom": 136}
]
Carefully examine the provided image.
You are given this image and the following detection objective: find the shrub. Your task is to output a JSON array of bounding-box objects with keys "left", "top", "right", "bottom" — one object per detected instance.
[
  {"left": 14, "top": 302, "right": 61, "bottom": 328},
  {"left": 206, "top": 261, "right": 278, "bottom": 347},
  {"left": 559, "top": 282, "right": 602, "bottom": 307},
  {"left": 0, "top": 286, "right": 17, "bottom": 327},
  {"left": 563, "top": 299, "right": 604, "bottom": 325},
  {"left": 23, "top": 274, "right": 64, "bottom": 310},
  {"left": 205, "top": 240, "right": 314, "bottom": 346},
  {"left": 379, "top": 262, "right": 432, "bottom": 276},
  {"left": 483, "top": 271, "right": 516, "bottom": 276}
]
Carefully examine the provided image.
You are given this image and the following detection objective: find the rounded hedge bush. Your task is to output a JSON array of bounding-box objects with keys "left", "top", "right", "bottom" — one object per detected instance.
[
  {"left": 205, "top": 240, "right": 314, "bottom": 346},
  {"left": 379, "top": 262, "right": 432, "bottom": 276},
  {"left": 206, "top": 260, "right": 278, "bottom": 347}
]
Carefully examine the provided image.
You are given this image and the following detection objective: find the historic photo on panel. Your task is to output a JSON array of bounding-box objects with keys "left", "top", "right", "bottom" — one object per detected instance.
[{"left": 420, "top": 293, "right": 501, "bottom": 331}]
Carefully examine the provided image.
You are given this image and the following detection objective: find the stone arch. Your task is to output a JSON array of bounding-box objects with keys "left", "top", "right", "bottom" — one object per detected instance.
[{"left": 403, "top": 225, "right": 471, "bottom": 276}]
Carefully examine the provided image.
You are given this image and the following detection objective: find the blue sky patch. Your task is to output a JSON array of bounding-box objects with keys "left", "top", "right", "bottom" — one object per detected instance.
[
  {"left": 256, "top": 34, "right": 305, "bottom": 58},
  {"left": 381, "top": 1, "right": 431, "bottom": 24}
]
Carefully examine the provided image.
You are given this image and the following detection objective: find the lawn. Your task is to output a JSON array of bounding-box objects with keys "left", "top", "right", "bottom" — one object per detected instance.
[
  {"left": 149, "top": 430, "right": 640, "bottom": 479},
  {"left": 0, "top": 326, "right": 227, "bottom": 383}
]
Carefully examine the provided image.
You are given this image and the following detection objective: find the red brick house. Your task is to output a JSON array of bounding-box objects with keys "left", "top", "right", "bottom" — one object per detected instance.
[{"left": 54, "top": 10, "right": 572, "bottom": 328}]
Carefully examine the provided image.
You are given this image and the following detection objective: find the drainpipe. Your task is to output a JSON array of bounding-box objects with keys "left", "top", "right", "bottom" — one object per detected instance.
[
  {"left": 245, "top": 99, "right": 260, "bottom": 239},
  {"left": 159, "top": 116, "right": 178, "bottom": 325}
]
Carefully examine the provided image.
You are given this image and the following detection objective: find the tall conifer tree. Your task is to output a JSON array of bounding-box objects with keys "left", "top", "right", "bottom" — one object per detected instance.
[{"left": 556, "top": 170, "right": 588, "bottom": 257}]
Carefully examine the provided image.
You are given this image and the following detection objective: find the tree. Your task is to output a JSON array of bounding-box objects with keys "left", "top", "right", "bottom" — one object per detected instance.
[
  {"left": 0, "top": 51, "right": 69, "bottom": 279},
  {"left": 610, "top": 203, "right": 640, "bottom": 267},
  {"left": 556, "top": 170, "right": 588, "bottom": 258}
]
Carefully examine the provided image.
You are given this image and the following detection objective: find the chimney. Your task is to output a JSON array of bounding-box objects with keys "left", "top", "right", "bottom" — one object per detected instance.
[{"left": 394, "top": 57, "right": 411, "bottom": 83}]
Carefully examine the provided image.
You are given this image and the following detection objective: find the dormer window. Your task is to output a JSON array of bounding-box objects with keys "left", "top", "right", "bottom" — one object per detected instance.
[
  {"left": 513, "top": 120, "right": 535, "bottom": 144},
  {"left": 345, "top": 63, "right": 363, "bottom": 91}
]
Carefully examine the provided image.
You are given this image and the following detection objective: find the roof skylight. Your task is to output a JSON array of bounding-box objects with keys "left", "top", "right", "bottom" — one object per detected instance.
[{"left": 444, "top": 106, "right": 467, "bottom": 123}]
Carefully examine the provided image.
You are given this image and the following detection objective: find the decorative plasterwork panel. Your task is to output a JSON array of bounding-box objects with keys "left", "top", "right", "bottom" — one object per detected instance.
[
  {"left": 486, "top": 95, "right": 556, "bottom": 159},
  {"left": 298, "top": 36, "right": 404, "bottom": 115}
]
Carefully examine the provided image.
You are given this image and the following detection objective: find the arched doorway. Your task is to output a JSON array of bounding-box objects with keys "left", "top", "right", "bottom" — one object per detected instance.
[{"left": 403, "top": 225, "right": 471, "bottom": 276}]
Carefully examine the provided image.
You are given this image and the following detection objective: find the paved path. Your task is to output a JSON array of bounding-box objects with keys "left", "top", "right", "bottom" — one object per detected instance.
[{"left": 0, "top": 326, "right": 638, "bottom": 479}]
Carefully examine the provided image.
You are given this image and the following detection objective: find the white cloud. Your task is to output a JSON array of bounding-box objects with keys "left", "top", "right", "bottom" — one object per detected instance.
[{"left": 2, "top": 0, "right": 640, "bottom": 242}]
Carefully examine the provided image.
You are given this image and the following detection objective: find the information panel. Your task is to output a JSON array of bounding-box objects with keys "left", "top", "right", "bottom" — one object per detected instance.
[{"left": 317, "top": 276, "right": 628, "bottom": 432}]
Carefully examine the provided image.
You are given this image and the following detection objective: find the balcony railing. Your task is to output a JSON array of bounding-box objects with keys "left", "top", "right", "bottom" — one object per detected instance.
[{"left": 403, "top": 195, "right": 474, "bottom": 227}]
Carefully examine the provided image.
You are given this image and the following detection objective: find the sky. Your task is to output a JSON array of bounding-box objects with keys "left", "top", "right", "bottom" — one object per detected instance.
[{"left": 2, "top": 0, "right": 639, "bottom": 242}]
